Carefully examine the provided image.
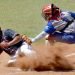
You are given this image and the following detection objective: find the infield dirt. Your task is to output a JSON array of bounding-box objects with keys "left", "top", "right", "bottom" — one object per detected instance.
[{"left": 0, "top": 42, "right": 75, "bottom": 75}]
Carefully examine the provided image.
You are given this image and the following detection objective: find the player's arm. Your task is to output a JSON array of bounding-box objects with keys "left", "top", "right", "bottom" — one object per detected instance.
[
  {"left": 0, "top": 48, "right": 3, "bottom": 54},
  {"left": 3, "top": 29, "right": 22, "bottom": 47},
  {"left": 32, "top": 31, "right": 48, "bottom": 42},
  {"left": 32, "top": 22, "right": 56, "bottom": 42},
  {"left": 8, "top": 34, "right": 22, "bottom": 46},
  {"left": 0, "top": 45, "right": 3, "bottom": 54}
]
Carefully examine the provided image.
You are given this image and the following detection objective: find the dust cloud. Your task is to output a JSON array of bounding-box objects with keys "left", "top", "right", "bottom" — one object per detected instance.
[{"left": 15, "top": 43, "right": 75, "bottom": 71}]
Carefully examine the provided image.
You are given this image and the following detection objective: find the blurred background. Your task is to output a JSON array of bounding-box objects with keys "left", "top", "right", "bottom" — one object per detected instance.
[{"left": 0, "top": 0, "right": 75, "bottom": 37}]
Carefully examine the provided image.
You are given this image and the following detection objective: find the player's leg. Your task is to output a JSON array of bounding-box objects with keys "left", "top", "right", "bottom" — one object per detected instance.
[
  {"left": 18, "top": 42, "right": 36, "bottom": 57},
  {"left": 7, "top": 54, "right": 18, "bottom": 67},
  {"left": 53, "top": 32, "right": 75, "bottom": 44},
  {"left": 7, "top": 42, "right": 36, "bottom": 67},
  {"left": 46, "top": 32, "right": 75, "bottom": 44}
]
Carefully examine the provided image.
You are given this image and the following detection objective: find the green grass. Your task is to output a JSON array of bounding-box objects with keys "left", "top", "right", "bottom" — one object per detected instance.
[{"left": 0, "top": 0, "right": 75, "bottom": 38}]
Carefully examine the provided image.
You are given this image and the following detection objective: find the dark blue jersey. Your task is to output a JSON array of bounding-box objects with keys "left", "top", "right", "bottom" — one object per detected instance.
[{"left": 2, "top": 29, "right": 23, "bottom": 56}]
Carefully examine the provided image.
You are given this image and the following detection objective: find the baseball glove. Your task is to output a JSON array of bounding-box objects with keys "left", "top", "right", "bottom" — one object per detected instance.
[{"left": 21, "top": 35, "right": 32, "bottom": 45}]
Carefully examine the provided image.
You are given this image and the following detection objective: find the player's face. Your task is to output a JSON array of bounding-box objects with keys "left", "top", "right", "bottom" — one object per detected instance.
[{"left": 42, "top": 13, "right": 52, "bottom": 21}]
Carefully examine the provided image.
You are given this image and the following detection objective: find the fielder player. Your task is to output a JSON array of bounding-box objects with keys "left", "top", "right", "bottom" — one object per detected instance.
[
  {"left": 32, "top": 3, "right": 75, "bottom": 44},
  {"left": 0, "top": 27, "right": 35, "bottom": 66}
]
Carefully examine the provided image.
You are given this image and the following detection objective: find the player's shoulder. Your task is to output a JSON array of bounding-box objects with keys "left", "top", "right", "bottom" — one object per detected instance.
[
  {"left": 3, "top": 29, "right": 16, "bottom": 35},
  {"left": 61, "top": 10, "right": 75, "bottom": 20},
  {"left": 61, "top": 11, "right": 71, "bottom": 16},
  {"left": 3, "top": 29, "right": 12, "bottom": 31}
]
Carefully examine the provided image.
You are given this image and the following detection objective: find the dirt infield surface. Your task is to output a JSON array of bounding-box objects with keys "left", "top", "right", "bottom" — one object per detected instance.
[{"left": 0, "top": 42, "right": 75, "bottom": 75}]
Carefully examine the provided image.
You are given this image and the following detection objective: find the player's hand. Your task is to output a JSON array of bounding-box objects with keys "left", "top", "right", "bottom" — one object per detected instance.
[
  {"left": 0, "top": 41, "right": 9, "bottom": 49},
  {"left": 22, "top": 35, "right": 32, "bottom": 45}
]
